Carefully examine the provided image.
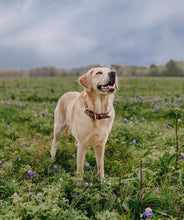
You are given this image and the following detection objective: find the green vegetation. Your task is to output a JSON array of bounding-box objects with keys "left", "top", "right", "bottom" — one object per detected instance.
[{"left": 0, "top": 77, "right": 184, "bottom": 219}]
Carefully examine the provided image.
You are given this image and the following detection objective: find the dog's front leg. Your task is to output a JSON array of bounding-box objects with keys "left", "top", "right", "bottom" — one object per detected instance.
[
  {"left": 51, "top": 138, "right": 57, "bottom": 159},
  {"left": 76, "top": 145, "right": 86, "bottom": 175},
  {"left": 95, "top": 145, "right": 105, "bottom": 179}
]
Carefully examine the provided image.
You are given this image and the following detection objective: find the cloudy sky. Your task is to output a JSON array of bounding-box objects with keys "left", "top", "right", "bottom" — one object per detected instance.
[{"left": 0, "top": 0, "right": 184, "bottom": 69}]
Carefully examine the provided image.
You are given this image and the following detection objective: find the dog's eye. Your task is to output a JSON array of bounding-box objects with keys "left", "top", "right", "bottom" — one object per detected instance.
[{"left": 96, "top": 71, "right": 103, "bottom": 75}]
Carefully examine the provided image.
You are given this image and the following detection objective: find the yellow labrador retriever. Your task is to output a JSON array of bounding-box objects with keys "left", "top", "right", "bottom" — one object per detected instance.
[{"left": 51, "top": 67, "right": 118, "bottom": 178}]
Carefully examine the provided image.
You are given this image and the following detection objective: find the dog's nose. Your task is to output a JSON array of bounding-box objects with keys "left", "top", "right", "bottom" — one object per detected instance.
[
  {"left": 109, "top": 71, "right": 116, "bottom": 81},
  {"left": 109, "top": 71, "right": 116, "bottom": 76}
]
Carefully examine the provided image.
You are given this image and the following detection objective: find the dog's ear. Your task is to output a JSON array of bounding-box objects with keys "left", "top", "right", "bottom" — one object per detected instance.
[{"left": 78, "top": 69, "right": 93, "bottom": 91}]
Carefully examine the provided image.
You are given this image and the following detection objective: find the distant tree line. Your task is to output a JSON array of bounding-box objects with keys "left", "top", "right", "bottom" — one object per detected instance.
[
  {"left": 0, "top": 60, "right": 183, "bottom": 77},
  {"left": 112, "top": 59, "right": 184, "bottom": 77},
  {"left": 0, "top": 65, "right": 101, "bottom": 78},
  {"left": 148, "top": 60, "right": 183, "bottom": 77}
]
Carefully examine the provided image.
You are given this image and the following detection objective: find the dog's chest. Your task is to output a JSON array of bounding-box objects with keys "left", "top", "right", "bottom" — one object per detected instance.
[{"left": 74, "top": 116, "right": 113, "bottom": 146}]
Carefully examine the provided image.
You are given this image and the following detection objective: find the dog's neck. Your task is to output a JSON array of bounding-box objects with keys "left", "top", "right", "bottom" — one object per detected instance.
[{"left": 83, "top": 89, "right": 114, "bottom": 114}]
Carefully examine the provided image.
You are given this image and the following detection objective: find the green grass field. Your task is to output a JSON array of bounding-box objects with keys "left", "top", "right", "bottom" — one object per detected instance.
[{"left": 0, "top": 77, "right": 184, "bottom": 219}]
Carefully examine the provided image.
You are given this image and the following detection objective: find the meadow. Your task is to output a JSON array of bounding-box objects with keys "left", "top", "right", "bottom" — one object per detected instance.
[{"left": 0, "top": 76, "right": 184, "bottom": 220}]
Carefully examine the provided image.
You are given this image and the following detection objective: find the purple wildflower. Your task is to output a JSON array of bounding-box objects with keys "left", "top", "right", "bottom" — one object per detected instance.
[
  {"left": 53, "top": 167, "right": 58, "bottom": 172},
  {"left": 27, "top": 171, "right": 35, "bottom": 178},
  {"left": 7, "top": 125, "right": 11, "bottom": 129},
  {"left": 180, "top": 156, "right": 184, "bottom": 160},
  {"left": 83, "top": 182, "right": 89, "bottom": 188},
  {"left": 0, "top": 162, "right": 3, "bottom": 167},
  {"left": 72, "top": 155, "right": 76, "bottom": 159},
  {"left": 77, "top": 192, "right": 80, "bottom": 196},
  {"left": 156, "top": 107, "right": 160, "bottom": 113},
  {"left": 166, "top": 124, "right": 170, "bottom": 129},
  {"left": 124, "top": 119, "right": 128, "bottom": 124},
  {"left": 16, "top": 157, "right": 20, "bottom": 162},
  {"left": 178, "top": 98, "right": 183, "bottom": 103},
  {"left": 23, "top": 143, "right": 27, "bottom": 146},
  {"left": 86, "top": 164, "right": 90, "bottom": 170},
  {"left": 130, "top": 103, "right": 133, "bottom": 107},
  {"left": 41, "top": 112, "right": 45, "bottom": 117},
  {"left": 143, "top": 207, "right": 154, "bottom": 219},
  {"left": 132, "top": 140, "right": 137, "bottom": 145},
  {"left": 151, "top": 122, "right": 155, "bottom": 126},
  {"left": 141, "top": 118, "right": 145, "bottom": 122}
]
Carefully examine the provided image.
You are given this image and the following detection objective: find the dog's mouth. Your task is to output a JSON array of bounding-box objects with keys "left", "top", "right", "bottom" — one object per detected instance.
[{"left": 97, "top": 79, "right": 115, "bottom": 93}]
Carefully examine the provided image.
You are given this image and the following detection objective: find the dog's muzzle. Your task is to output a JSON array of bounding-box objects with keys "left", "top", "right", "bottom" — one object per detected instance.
[{"left": 97, "top": 71, "right": 117, "bottom": 93}]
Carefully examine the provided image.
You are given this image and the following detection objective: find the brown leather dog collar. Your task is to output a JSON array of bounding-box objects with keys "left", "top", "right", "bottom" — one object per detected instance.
[{"left": 84, "top": 95, "right": 111, "bottom": 120}]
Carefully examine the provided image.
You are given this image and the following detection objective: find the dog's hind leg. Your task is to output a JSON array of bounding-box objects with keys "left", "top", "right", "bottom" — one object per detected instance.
[
  {"left": 51, "top": 107, "right": 66, "bottom": 159},
  {"left": 95, "top": 144, "right": 105, "bottom": 179}
]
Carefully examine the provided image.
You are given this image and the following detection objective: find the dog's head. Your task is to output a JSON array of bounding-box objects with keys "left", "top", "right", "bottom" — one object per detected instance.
[{"left": 79, "top": 67, "right": 118, "bottom": 94}]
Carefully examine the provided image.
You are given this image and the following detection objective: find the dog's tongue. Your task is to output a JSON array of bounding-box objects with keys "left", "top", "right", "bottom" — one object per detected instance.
[{"left": 101, "top": 85, "right": 115, "bottom": 92}]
